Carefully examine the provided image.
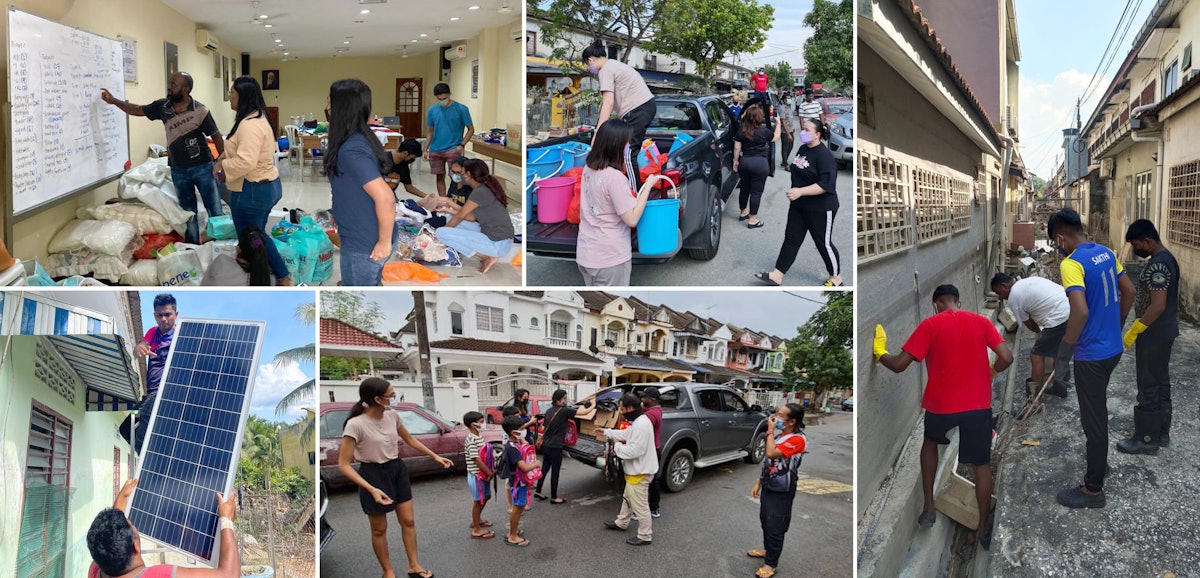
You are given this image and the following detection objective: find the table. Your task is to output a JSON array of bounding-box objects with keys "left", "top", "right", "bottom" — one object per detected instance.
[
  {"left": 297, "top": 134, "right": 325, "bottom": 182},
  {"left": 469, "top": 139, "right": 521, "bottom": 174}
]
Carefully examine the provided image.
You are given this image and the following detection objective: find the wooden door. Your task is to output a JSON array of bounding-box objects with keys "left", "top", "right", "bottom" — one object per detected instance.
[{"left": 395, "top": 78, "right": 423, "bottom": 138}]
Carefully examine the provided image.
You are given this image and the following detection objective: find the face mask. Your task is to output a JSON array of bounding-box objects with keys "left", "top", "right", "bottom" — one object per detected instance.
[
  {"left": 450, "top": 173, "right": 463, "bottom": 184},
  {"left": 588, "top": 64, "right": 599, "bottom": 74},
  {"left": 798, "top": 131, "right": 815, "bottom": 145},
  {"left": 381, "top": 395, "right": 396, "bottom": 406},
  {"left": 774, "top": 420, "right": 785, "bottom": 434},
  {"left": 475, "top": 421, "right": 486, "bottom": 430},
  {"left": 439, "top": 98, "right": 452, "bottom": 107},
  {"left": 1134, "top": 247, "right": 1151, "bottom": 258}
]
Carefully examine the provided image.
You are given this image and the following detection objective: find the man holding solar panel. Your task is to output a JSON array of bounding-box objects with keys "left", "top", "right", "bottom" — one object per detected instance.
[
  {"left": 86, "top": 478, "right": 242, "bottom": 577},
  {"left": 120, "top": 294, "right": 179, "bottom": 454}
]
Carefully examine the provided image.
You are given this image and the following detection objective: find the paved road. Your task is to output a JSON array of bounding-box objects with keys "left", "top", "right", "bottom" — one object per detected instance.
[
  {"left": 321, "top": 413, "right": 854, "bottom": 577},
  {"left": 527, "top": 165, "right": 854, "bottom": 287}
]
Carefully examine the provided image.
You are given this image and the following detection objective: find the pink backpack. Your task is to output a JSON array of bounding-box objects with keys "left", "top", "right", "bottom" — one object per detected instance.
[{"left": 517, "top": 443, "right": 542, "bottom": 484}]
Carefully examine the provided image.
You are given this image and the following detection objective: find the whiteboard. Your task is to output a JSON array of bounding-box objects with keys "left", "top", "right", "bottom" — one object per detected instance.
[{"left": 8, "top": 8, "right": 129, "bottom": 216}]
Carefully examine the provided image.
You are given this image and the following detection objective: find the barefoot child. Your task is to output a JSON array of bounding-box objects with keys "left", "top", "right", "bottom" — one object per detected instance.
[
  {"left": 463, "top": 411, "right": 495, "bottom": 540},
  {"left": 502, "top": 414, "right": 540, "bottom": 547}
]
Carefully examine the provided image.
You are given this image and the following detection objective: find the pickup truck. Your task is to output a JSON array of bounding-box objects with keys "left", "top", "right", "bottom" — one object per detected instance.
[
  {"left": 527, "top": 95, "right": 740, "bottom": 263},
  {"left": 564, "top": 382, "right": 769, "bottom": 492}
]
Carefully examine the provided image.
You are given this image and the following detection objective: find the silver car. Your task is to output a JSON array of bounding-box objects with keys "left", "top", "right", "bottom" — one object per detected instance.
[{"left": 828, "top": 110, "right": 854, "bottom": 170}]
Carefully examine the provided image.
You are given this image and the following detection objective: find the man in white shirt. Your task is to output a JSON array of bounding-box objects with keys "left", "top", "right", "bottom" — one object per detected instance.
[
  {"left": 797, "top": 89, "right": 823, "bottom": 125},
  {"left": 991, "top": 273, "right": 1070, "bottom": 398},
  {"left": 596, "top": 392, "right": 658, "bottom": 546}
]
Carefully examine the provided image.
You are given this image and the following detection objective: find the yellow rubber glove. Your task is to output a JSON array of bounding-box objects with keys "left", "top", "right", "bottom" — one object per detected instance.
[
  {"left": 873, "top": 325, "right": 888, "bottom": 361},
  {"left": 1122, "top": 319, "right": 1148, "bottom": 350},
  {"left": 990, "top": 364, "right": 999, "bottom": 378}
]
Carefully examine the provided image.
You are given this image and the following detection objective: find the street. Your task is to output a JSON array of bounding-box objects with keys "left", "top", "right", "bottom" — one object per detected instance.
[
  {"left": 527, "top": 163, "right": 854, "bottom": 287},
  {"left": 989, "top": 322, "right": 1200, "bottom": 575},
  {"left": 320, "top": 413, "right": 853, "bottom": 577}
]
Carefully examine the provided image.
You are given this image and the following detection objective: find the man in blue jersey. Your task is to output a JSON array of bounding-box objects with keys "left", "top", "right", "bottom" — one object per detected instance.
[{"left": 1047, "top": 209, "right": 1135, "bottom": 509}]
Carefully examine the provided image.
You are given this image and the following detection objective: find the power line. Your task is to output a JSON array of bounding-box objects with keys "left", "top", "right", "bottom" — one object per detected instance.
[
  {"left": 784, "top": 291, "right": 828, "bottom": 305},
  {"left": 1080, "top": 0, "right": 1144, "bottom": 105}
]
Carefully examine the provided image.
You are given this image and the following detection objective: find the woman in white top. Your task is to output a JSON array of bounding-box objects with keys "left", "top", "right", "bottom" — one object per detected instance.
[
  {"left": 339, "top": 378, "right": 452, "bottom": 578},
  {"left": 213, "top": 76, "right": 292, "bottom": 285}
]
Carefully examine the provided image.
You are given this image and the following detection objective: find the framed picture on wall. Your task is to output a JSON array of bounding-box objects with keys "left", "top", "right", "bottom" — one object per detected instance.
[
  {"left": 164, "top": 42, "right": 178, "bottom": 87},
  {"left": 471, "top": 60, "right": 479, "bottom": 99},
  {"left": 262, "top": 70, "right": 280, "bottom": 90},
  {"left": 213, "top": 51, "right": 221, "bottom": 78},
  {"left": 119, "top": 35, "right": 137, "bottom": 84},
  {"left": 222, "top": 56, "right": 230, "bottom": 101}
]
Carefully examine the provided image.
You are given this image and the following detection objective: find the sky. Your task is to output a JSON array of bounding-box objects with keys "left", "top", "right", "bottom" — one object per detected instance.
[
  {"left": 1016, "top": 0, "right": 1157, "bottom": 178},
  {"left": 138, "top": 290, "right": 316, "bottom": 422},
  {"left": 357, "top": 290, "right": 824, "bottom": 340}
]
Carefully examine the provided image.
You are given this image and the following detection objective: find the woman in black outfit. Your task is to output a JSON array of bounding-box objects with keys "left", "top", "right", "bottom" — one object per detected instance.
[
  {"left": 755, "top": 118, "right": 843, "bottom": 286},
  {"left": 733, "top": 105, "right": 780, "bottom": 229},
  {"left": 534, "top": 389, "right": 590, "bottom": 503}
]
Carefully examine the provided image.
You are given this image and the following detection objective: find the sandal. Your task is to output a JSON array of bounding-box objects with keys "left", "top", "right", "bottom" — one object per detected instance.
[
  {"left": 406, "top": 572, "right": 434, "bottom": 578},
  {"left": 534, "top": 492, "right": 548, "bottom": 500},
  {"left": 754, "top": 272, "right": 781, "bottom": 286},
  {"left": 747, "top": 221, "right": 765, "bottom": 229},
  {"left": 470, "top": 530, "right": 496, "bottom": 540},
  {"left": 822, "top": 278, "right": 844, "bottom": 287},
  {"left": 747, "top": 549, "right": 766, "bottom": 558},
  {"left": 504, "top": 537, "right": 531, "bottom": 548},
  {"left": 755, "top": 567, "right": 776, "bottom": 578},
  {"left": 739, "top": 214, "right": 751, "bottom": 221},
  {"left": 550, "top": 498, "right": 566, "bottom": 504}
]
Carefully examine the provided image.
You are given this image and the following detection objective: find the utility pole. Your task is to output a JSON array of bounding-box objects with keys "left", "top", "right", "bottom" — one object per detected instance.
[{"left": 412, "top": 292, "right": 436, "bottom": 412}]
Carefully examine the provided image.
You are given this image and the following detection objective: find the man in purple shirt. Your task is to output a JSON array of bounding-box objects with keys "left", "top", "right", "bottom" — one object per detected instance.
[
  {"left": 640, "top": 388, "right": 664, "bottom": 519},
  {"left": 119, "top": 293, "right": 177, "bottom": 454}
]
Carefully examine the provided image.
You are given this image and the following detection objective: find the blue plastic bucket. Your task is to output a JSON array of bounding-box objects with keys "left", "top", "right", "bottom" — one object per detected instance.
[
  {"left": 668, "top": 132, "right": 694, "bottom": 153},
  {"left": 556, "top": 142, "right": 591, "bottom": 168},
  {"left": 636, "top": 199, "right": 680, "bottom": 255},
  {"left": 528, "top": 148, "right": 565, "bottom": 179}
]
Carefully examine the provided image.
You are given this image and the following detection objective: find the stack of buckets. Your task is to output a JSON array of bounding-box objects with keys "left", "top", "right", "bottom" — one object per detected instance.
[
  {"left": 636, "top": 175, "right": 679, "bottom": 255},
  {"left": 530, "top": 142, "right": 591, "bottom": 223}
]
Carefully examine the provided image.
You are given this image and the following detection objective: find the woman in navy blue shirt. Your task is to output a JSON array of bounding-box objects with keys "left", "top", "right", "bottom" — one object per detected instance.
[{"left": 325, "top": 79, "right": 397, "bottom": 286}]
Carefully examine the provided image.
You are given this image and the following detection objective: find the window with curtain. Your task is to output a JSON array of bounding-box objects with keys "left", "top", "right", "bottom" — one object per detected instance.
[
  {"left": 550, "top": 321, "right": 569, "bottom": 340},
  {"left": 476, "top": 305, "right": 504, "bottom": 333}
]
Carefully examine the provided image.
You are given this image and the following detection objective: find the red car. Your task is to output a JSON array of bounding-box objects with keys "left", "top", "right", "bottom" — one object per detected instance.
[
  {"left": 484, "top": 395, "right": 554, "bottom": 427},
  {"left": 817, "top": 97, "right": 853, "bottom": 126},
  {"left": 319, "top": 402, "right": 504, "bottom": 488}
]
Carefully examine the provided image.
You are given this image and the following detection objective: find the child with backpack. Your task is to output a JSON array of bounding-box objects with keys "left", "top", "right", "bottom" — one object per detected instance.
[
  {"left": 463, "top": 411, "right": 495, "bottom": 540},
  {"left": 501, "top": 414, "right": 541, "bottom": 547}
]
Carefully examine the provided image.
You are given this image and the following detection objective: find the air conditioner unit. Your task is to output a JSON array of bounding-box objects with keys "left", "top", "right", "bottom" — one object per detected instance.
[
  {"left": 511, "top": 25, "right": 523, "bottom": 43},
  {"left": 195, "top": 29, "right": 219, "bottom": 52},
  {"left": 1100, "top": 157, "right": 1115, "bottom": 180},
  {"left": 445, "top": 44, "right": 468, "bottom": 61},
  {"left": 1185, "top": 69, "right": 1200, "bottom": 84}
]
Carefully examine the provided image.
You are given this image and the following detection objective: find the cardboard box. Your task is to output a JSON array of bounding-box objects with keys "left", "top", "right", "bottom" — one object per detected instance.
[{"left": 506, "top": 123, "right": 521, "bottom": 151}]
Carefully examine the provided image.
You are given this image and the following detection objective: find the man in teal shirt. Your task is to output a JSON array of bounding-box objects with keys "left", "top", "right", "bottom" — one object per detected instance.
[{"left": 425, "top": 82, "right": 474, "bottom": 196}]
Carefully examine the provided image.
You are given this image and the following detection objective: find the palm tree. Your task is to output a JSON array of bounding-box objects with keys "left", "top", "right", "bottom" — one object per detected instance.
[{"left": 274, "top": 302, "right": 316, "bottom": 440}]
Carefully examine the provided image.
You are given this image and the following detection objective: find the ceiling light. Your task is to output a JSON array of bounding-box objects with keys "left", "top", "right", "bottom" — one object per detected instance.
[
  {"left": 499, "top": 1, "right": 512, "bottom": 14},
  {"left": 402, "top": 46, "right": 409, "bottom": 59},
  {"left": 283, "top": 52, "right": 289, "bottom": 55},
  {"left": 411, "top": 39, "right": 418, "bottom": 43},
  {"left": 420, "top": 33, "right": 428, "bottom": 37},
  {"left": 275, "top": 39, "right": 282, "bottom": 43},
  {"left": 343, "top": 40, "right": 350, "bottom": 44},
  {"left": 264, "top": 23, "right": 273, "bottom": 28},
  {"left": 260, "top": 13, "right": 268, "bottom": 19},
  {"left": 468, "top": 5, "right": 479, "bottom": 9},
  {"left": 360, "top": 9, "right": 370, "bottom": 14},
  {"left": 450, "top": 16, "right": 460, "bottom": 21}
]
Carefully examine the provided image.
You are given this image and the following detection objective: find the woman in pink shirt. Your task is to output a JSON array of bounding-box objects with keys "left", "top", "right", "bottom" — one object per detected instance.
[{"left": 575, "top": 119, "right": 666, "bottom": 286}]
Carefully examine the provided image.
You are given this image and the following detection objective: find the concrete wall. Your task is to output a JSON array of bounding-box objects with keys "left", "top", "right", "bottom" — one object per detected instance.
[
  {"left": 0, "top": 337, "right": 130, "bottom": 577},
  {"left": 1158, "top": 99, "right": 1200, "bottom": 321},
  {"left": 916, "top": 0, "right": 1003, "bottom": 123},
  {"left": 3, "top": 0, "right": 245, "bottom": 261},
  {"left": 857, "top": 43, "right": 995, "bottom": 521},
  {"left": 1101, "top": 141, "right": 1157, "bottom": 251}
]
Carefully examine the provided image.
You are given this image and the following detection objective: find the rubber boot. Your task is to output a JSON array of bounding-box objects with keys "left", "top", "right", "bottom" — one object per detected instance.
[
  {"left": 1160, "top": 403, "right": 1172, "bottom": 447},
  {"left": 1028, "top": 378, "right": 1068, "bottom": 399},
  {"left": 1115, "top": 407, "right": 1161, "bottom": 455}
]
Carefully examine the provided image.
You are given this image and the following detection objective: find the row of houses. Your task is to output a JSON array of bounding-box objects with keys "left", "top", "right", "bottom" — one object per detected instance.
[
  {"left": 856, "top": 0, "right": 1025, "bottom": 574},
  {"left": 319, "top": 291, "right": 848, "bottom": 424},
  {"left": 1050, "top": 0, "right": 1200, "bottom": 319}
]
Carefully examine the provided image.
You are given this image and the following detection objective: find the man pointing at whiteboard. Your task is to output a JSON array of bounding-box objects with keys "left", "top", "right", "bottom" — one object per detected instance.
[{"left": 101, "top": 72, "right": 225, "bottom": 244}]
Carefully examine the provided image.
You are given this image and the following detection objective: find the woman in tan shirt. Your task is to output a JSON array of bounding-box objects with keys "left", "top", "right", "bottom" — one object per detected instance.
[{"left": 213, "top": 76, "right": 293, "bottom": 285}]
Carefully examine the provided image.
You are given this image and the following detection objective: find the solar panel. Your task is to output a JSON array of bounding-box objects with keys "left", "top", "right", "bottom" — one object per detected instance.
[{"left": 126, "top": 318, "right": 266, "bottom": 566}]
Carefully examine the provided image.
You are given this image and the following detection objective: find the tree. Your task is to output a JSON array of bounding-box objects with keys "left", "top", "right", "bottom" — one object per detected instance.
[
  {"left": 532, "top": 0, "right": 668, "bottom": 66},
  {"left": 782, "top": 291, "right": 853, "bottom": 404},
  {"left": 1030, "top": 175, "right": 1047, "bottom": 192},
  {"left": 320, "top": 291, "right": 384, "bottom": 334},
  {"left": 645, "top": 0, "right": 774, "bottom": 79},
  {"left": 768, "top": 61, "right": 794, "bottom": 92},
  {"left": 274, "top": 302, "right": 316, "bottom": 441},
  {"left": 237, "top": 415, "right": 284, "bottom": 489},
  {"left": 318, "top": 356, "right": 372, "bottom": 381},
  {"left": 803, "top": 0, "right": 852, "bottom": 89}
]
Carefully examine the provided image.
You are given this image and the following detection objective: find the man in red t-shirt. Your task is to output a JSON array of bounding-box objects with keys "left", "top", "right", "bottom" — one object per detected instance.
[
  {"left": 87, "top": 478, "right": 241, "bottom": 577},
  {"left": 873, "top": 284, "right": 1013, "bottom": 550},
  {"left": 751, "top": 68, "right": 770, "bottom": 102}
]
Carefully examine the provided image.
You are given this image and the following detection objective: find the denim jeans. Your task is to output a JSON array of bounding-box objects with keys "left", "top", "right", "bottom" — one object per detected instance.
[
  {"left": 339, "top": 228, "right": 399, "bottom": 286},
  {"left": 437, "top": 221, "right": 513, "bottom": 258},
  {"left": 230, "top": 179, "right": 289, "bottom": 281},
  {"left": 171, "top": 162, "right": 224, "bottom": 244}
]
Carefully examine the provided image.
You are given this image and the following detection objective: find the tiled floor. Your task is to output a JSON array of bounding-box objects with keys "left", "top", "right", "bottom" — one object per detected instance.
[{"left": 273, "top": 157, "right": 523, "bottom": 287}]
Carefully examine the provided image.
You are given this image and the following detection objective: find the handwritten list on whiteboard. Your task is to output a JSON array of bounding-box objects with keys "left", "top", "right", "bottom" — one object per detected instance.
[{"left": 8, "top": 8, "right": 130, "bottom": 215}]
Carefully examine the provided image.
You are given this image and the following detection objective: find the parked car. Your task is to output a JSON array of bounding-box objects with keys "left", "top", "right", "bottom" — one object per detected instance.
[
  {"left": 528, "top": 94, "right": 740, "bottom": 263},
  {"left": 318, "top": 478, "right": 335, "bottom": 552},
  {"left": 817, "top": 97, "right": 853, "bottom": 127},
  {"left": 828, "top": 110, "right": 853, "bottom": 170},
  {"left": 319, "top": 401, "right": 504, "bottom": 488},
  {"left": 842, "top": 396, "right": 854, "bottom": 412},
  {"left": 563, "top": 382, "right": 769, "bottom": 493},
  {"left": 484, "top": 395, "right": 553, "bottom": 425}
]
